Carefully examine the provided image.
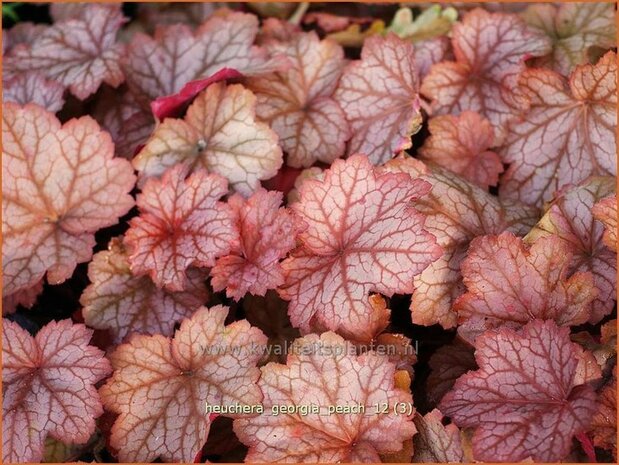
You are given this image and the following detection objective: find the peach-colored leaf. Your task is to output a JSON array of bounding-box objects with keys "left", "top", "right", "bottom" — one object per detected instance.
[
  {"left": 590, "top": 369, "right": 617, "bottom": 459},
  {"left": 420, "top": 8, "right": 551, "bottom": 143},
  {"left": 382, "top": 156, "right": 537, "bottom": 329},
  {"left": 418, "top": 111, "right": 502, "bottom": 188},
  {"left": 525, "top": 176, "right": 616, "bottom": 323},
  {"left": 413, "top": 409, "right": 464, "bottom": 462},
  {"left": 5, "top": 4, "right": 125, "bottom": 100},
  {"left": 133, "top": 82, "right": 283, "bottom": 195},
  {"left": 248, "top": 31, "right": 350, "bottom": 168},
  {"left": 440, "top": 320, "right": 597, "bottom": 462},
  {"left": 2, "top": 280, "right": 43, "bottom": 316},
  {"left": 455, "top": 232, "right": 596, "bottom": 343},
  {"left": 279, "top": 155, "right": 441, "bottom": 342},
  {"left": 2, "top": 319, "right": 111, "bottom": 463},
  {"left": 124, "top": 164, "right": 237, "bottom": 292},
  {"left": 99, "top": 305, "right": 267, "bottom": 462},
  {"left": 4, "top": 73, "right": 65, "bottom": 113},
  {"left": 123, "top": 11, "right": 287, "bottom": 105},
  {"left": 233, "top": 331, "right": 416, "bottom": 462},
  {"left": 500, "top": 51, "right": 617, "bottom": 207},
  {"left": 593, "top": 194, "right": 617, "bottom": 252},
  {"left": 523, "top": 2, "right": 616, "bottom": 76},
  {"left": 2, "top": 103, "right": 135, "bottom": 297},
  {"left": 334, "top": 34, "right": 422, "bottom": 164},
  {"left": 211, "top": 189, "right": 299, "bottom": 300},
  {"left": 81, "top": 237, "right": 209, "bottom": 343}
]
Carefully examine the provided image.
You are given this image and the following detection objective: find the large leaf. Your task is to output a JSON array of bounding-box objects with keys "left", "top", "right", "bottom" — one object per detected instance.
[
  {"left": 525, "top": 176, "right": 616, "bottom": 323},
  {"left": 3, "top": 73, "right": 65, "bottom": 113},
  {"left": 99, "top": 305, "right": 266, "bottom": 462},
  {"left": 233, "top": 331, "right": 416, "bottom": 462},
  {"left": 420, "top": 8, "right": 551, "bottom": 143},
  {"left": 279, "top": 155, "right": 441, "bottom": 342},
  {"left": 133, "top": 82, "right": 283, "bottom": 195},
  {"left": 334, "top": 34, "right": 422, "bottom": 164},
  {"left": 124, "top": 164, "right": 237, "bottom": 292},
  {"left": 81, "top": 237, "right": 209, "bottom": 343},
  {"left": 2, "top": 103, "right": 135, "bottom": 297},
  {"left": 5, "top": 4, "right": 125, "bottom": 99},
  {"left": 248, "top": 31, "right": 349, "bottom": 168},
  {"left": 500, "top": 51, "right": 617, "bottom": 207},
  {"left": 440, "top": 320, "right": 597, "bottom": 462},
  {"left": 3, "top": 319, "right": 111, "bottom": 463}
]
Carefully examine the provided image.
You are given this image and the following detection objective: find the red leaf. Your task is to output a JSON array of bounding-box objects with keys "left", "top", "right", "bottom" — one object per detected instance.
[
  {"left": 526, "top": 176, "right": 616, "bottom": 322},
  {"left": 593, "top": 194, "right": 618, "bottom": 252},
  {"left": 455, "top": 232, "right": 597, "bottom": 343},
  {"left": 420, "top": 8, "right": 551, "bottom": 143},
  {"left": 334, "top": 34, "right": 422, "bottom": 164},
  {"left": 382, "top": 155, "right": 537, "bottom": 328},
  {"left": 123, "top": 11, "right": 287, "bottom": 105},
  {"left": 2, "top": 319, "right": 111, "bottom": 463},
  {"left": 81, "top": 237, "right": 209, "bottom": 342},
  {"left": 440, "top": 320, "right": 597, "bottom": 462},
  {"left": 99, "top": 305, "right": 267, "bottom": 462},
  {"left": 133, "top": 82, "right": 283, "bottom": 195},
  {"left": 500, "top": 51, "right": 617, "bottom": 207},
  {"left": 413, "top": 409, "right": 464, "bottom": 462},
  {"left": 4, "top": 73, "right": 65, "bottom": 113},
  {"left": 5, "top": 4, "right": 126, "bottom": 100},
  {"left": 124, "top": 164, "right": 237, "bottom": 292},
  {"left": 211, "top": 189, "right": 300, "bottom": 300},
  {"left": 151, "top": 67, "right": 243, "bottom": 120},
  {"left": 248, "top": 31, "right": 350, "bottom": 168},
  {"left": 2, "top": 103, "right": 135, "bottom": 296},
  {"left": 233, "top": 331, "right": 416, "bottom": 462},
  {"left": 279, "top": 155, "right": 441, "bottom": 342}
]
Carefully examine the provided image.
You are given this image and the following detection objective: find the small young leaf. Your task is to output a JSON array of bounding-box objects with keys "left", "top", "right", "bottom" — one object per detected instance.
[
  {"left": 124, "top": 164, "right": 237, "bottom": 291},
  {"left": 233, "top": 331, "right": 416, "bottom": 462},
  {"left": 426, "top": 339, "right": 476, "bottom": 407},
  {"left": 413, "top": 409, "right": 464, "bottom": 462},
  {"left": 99, "top": 305, "right": 267, "bottom": 462},
  {"left": 440, "top": 320, "right": 597, "bottom": 462},
  {"left": 2, "top": 319, "right": 111, "bottom": 463}
]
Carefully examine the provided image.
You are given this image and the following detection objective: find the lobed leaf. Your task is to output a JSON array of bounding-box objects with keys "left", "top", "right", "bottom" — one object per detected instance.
[
  {"left": 440, "top": 320, "right": 598, "bottom": 462},
  {"left": 99, "top": 305, "right": 267, "bottom": 462},
  {"left": 413, "top": 409, "right": 464, "bottom": 462},
  {"left": 124, "top": 164, "right": 237, "bottom": 291},
  {"left": 334, "top": 34, "right": 422, "bottom": 164},
  {"left": 593, "top": 194, "right": 618, "bottom": 252},
  {"left": 279, "top": 155, "right": 441, "bottom": 342},
  {"left": 2, "top": 319, "right": 111, "bottom": 463},
  {"left": 4, "top": 73, "right": 65, "bottom": 113},
  {"left": 2, "top": 279, "right": 43, "bottom": 316},
  {"left": 590, "top": 369, "right": 617, "bottom": 459},
  {"left": 426, "top": 339, "right": 476, "bottom": 407},
  {"left": 133, "top": 82, "right": 283, "bottom": 195},
  {"left": 234, "top": 331, "right": 416, "bottom": 462},
  {"left": 2, "top": 103, "right": 135, "bottom": 297}
]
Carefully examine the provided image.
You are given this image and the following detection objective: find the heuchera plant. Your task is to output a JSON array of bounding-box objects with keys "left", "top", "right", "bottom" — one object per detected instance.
[{"left": 2, "top": 2, "right": 617, "bottom": 464}]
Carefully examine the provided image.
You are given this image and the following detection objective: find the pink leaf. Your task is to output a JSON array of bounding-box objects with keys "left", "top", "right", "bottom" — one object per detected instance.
[
  {"left": 2, "top": 279, "right": 43, "bottom": 316},
  {"left": 2, "top": 319, "right": 111, "bottom": 463},
  {"left": 123, "top": 11, "right": 287, "bottom": 105},
  {"left": 526, "top": 176, "right": 616, "bottom": 323},
  {"left": 4, "top": 22, "right": 47, "bottom": 55},
  {"left": 211, "top": 189, "right": 300, "bottom": 300},
  {"left": 49, "top": 2, "right": 122, "bottom": 22},
  {"left": 303, "top": 12, "right": 373, "bottom": 33},
  {"left": 500, "top": 51, "right": 617, "bottom": 207},
  {"left": 420, "top": 8, "right": 551, "bottom": 143},
  {"left": 454, "top": 232, "right": 597, "bottom": 343},
  {"left": 135, "top": 2, "right": 218, "bottom": 32},
  {"left": 2, "top": 103, "right": 135, "bottom": 296},
  {"left": 81, "top": 237, "right": 209, "bottom": 343},
  {"left": 151, "top": 67, "right": 243, "bottom": 120},
  {"left": 124, "top": 164, "right": 237, "bottom": 292},
  {"left": 382, "top": 155, "right": 537, "bottom": 328},
  {"left": 4, "top": 73, "right": 65, "bottom": 113},
  {"left": 99, "top": 305, "right": 267, "bottom": 462},
  {"left": 593, "top": 194, "right": 618, "bottom": 252},
  {"left": 5, "top": 4, "right": 126, "bottom": 100},
  {"left": 523, "top": 2, "right": 616, "bottom": 76},
  {"left": 248, "top": 31, "right": 350, "bottom": 168},
  {"left": 133, "top": 82, "right": 283, "bottom": 195},
  {"left": 279, "top": 155, "right": 441, "bottom": 342},
  {"left": 413, "top": 36, "right": 453, "bottom": 81},
  {"left": 413, "top": 409, "right": 464, "bottom": 462},
  {"left": 334, "top": 34, "right": 422, "bottom": 164},
  {"left": 419, "top": 111, "right": 502, "bottom": 188},
  {"left": 426, "top": 339, "right": 476, "bottom": 407},
  {"left": 440, "top": 320, "right": 597, "bottom": 462},
  {"left": 233, "top": 331, "right": 416, "bottom": 462}
]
